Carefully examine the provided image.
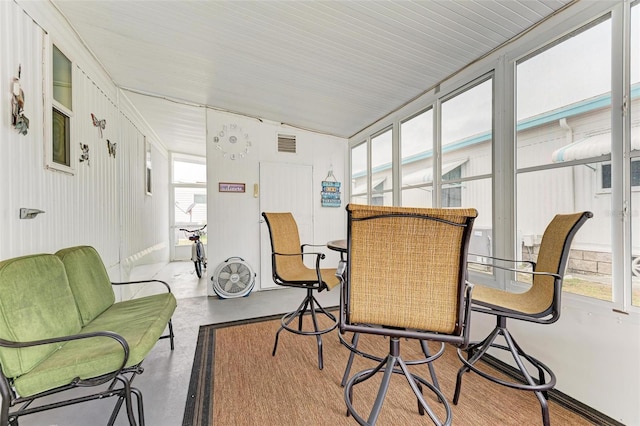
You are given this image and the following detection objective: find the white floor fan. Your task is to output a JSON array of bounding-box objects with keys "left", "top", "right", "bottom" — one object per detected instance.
[{"left": 210, "top": 257, "right": 256, "bottom": 298}]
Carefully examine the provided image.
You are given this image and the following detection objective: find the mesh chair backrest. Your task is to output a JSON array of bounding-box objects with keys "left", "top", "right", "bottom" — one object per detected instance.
[
  {"left": 527, "top": 212, "right": 592, "bottom": 315},
  {"left": 262, "top": 212, "right": 306, "bottom": 280},
  {"left": 346, "top": 204, "right": 477, "bottom": 334}
]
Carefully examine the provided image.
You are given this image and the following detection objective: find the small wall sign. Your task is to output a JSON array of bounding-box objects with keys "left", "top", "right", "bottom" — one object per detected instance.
[
  {"left": 321, "top": 169, "right": 341, "bottom": 207},
  {"left": 219, "top": 182, "right": 246, "bottom": 193}
]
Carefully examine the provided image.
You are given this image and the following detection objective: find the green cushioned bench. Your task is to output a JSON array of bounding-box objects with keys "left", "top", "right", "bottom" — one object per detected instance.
[{"left": 0, "top": 246, "right": 177, "bottom": 426}]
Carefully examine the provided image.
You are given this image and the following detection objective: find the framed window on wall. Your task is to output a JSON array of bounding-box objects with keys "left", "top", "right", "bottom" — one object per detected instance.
[
  {"left": 145, "top": 137, "right": 152, "bottom": 195},
  {"left": 45, "top": 42, "right": 75, "bottom": 174}
]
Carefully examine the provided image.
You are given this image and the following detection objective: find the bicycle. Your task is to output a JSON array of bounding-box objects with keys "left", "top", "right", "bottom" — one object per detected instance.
[{"left": 179, "top": 224, "right": 207, "bottom": 278}]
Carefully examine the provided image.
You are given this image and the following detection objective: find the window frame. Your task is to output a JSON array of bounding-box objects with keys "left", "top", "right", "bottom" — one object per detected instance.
[
  {"left": 438, "top": 74, "right": 494, "bottom": 210},
  {"left": 513, "top": 12, "right": 621, "bottom": 304},
  {"left": 350, "top": 140, "right": 369, "bottom": 203},
  {"left": 170, "top": 152, "right": 207, "bottom": 257},
  {"left": 44, "top": 39, "right": 76, "bottom": 175},
  {"left": 598, "top": 159, "right": 640, "bottom": 193},
  {"left": 400, "top": 107, "right": 435, "bottom": 206},
  {"left": 348, "top": 1, "right": 638, "bottom": 314},
  {"left": 369, "top": 126, "right": 394, "bottom": 206},
  {"left": 145, "top": 137, "right": 152, "bottom": 196}
]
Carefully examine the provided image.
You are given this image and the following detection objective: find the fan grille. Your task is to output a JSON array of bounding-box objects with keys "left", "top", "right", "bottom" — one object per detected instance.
[{"left": 212, "top": 258, "right": 255, "bottom": 298}]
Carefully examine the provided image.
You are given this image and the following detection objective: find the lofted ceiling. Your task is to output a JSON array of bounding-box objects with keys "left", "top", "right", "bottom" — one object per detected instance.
[{"left": 52, "top": 0, "right": 575, "bottom": 155}]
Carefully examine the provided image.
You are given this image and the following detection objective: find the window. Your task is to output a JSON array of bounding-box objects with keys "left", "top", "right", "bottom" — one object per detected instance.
[
  {"left": 600, "top": 160, "right": 640, "bottom": 190},
  {"left": 441, "top": 77, "right": 493, "bottom": 228},
  {"left": 401, "top": 109, "right": 433, "bottom": 207},
  {"left": 350, "top": 128, "right": 393, "bottom": 206},
  {"left": 516, "top": 17, "right": 612, "bottom": 300},
  {"left": 350, "top": 142, "right": 368, "bottom": 204},
  {"left": 172, "top": 155, "right": 207, "bottom": 250},
  {"left": 48, "top": 44, "right": 74, "bottom": 172},
  {"left": 52, "top": 108, "right": 70, "bottom": 165},
  {"left": 52, "top": 46, "right": 72, "bottom": 110},
  {"left": 145, "top": 138, "right": 152, "bottom": 195},
  {"left": 441, "top": 166, "right": 462, "bottom": 207},
  {"left": 351, "top": 77, "right": 492, "bottom": 215},
  {"left": 173, "top": 157, "right": 207, "bottom": 184},
  {"left": 631, "top": 2, "right": 640, "bottom": 306},
  {"left": 371, "top": 128, "right": 393, "bottom": 206},
  {"left": 348, "top": 2, "right": 638, "bottom": 314}
]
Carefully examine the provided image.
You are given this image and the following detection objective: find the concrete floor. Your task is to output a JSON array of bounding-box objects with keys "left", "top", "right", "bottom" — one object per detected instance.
[{"left": 20, "top": 261, "right": 340, "bottom": 426}]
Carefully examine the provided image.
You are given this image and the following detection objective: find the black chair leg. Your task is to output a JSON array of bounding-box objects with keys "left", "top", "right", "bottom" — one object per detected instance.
[
  {"left": 454, "top": 318, "right": 556, "bottom": 426},
  {"left": 420, "top": 340, "right": 441, "bottom": 392},
  {"left": 272, "top": 294, "right": 309, "bottom": 356},
  {"left": 535, "top": 389, "right": 551, "bottom": 426},
  {"left": 453, "top": 325, "right": 501, "bottom": 405},
  {"left": 309, "top": 295, "right": 324, "bottom": 369},
  {"left": 299, "top": 298, "right": 310, "bottom": 332},
  {"left": 167, "top": 319, "right": 175, "bottom": 350},
  {"left": 344, "top": 337, "right": 451, "bottom": 426},
  {"left": 272, "top": 288, "right": 337, "bottom": 370},
  {"left": 0, "top": 390, "right": 10, "bottom": 426},
  {"left": 502, "top": 328, "right": 553, "bottom": 426},
  {"left": 342, "top": 335, "right": 442, "bottom": 392},
  {"left": 271, "top": 328, "right": 282, "bottom": 357},
  {"left": 415, "top": 380, "right": 425, "bottom": 416},
  {"left": 129, "top": 387, "right": 145, "bottom": 426},
  {"left": 341, "top": 332, "right": 360, "bottom": 386},
  {"left": 109, "top": 375, "right": 138, "bottom": 426},
  {"left": 511, "top": 335, "right": 549, "bottom": 399}
]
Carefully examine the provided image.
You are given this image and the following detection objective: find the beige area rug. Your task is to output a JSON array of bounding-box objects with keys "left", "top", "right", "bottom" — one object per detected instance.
[{"left": 182, "top": 314, "right": 595, "bottom": 426}]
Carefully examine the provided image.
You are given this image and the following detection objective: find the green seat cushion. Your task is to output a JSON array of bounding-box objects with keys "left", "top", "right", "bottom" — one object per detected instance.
[
  {"left": 13, "top": 293, "right": 176, "bottom": 397},
  {"left": 0, "top": 254, "right": 82, "bottom": 379},
  {"left": 55, "top": 246, "right": 115, "bottom": 326}
]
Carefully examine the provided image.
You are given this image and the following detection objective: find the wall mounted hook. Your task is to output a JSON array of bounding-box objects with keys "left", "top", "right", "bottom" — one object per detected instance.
[{"left": 19, "top": 208, "right": 45, "bottom": 219}]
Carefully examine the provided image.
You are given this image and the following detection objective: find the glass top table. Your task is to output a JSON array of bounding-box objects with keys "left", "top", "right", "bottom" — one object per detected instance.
[{"left": 326, "top": 239, "right": 346, "bottom": 253}]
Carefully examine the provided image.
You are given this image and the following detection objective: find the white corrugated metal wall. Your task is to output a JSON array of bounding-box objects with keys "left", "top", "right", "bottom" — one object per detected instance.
[
  {"left": 1, "top": 2, "right": 46, "bottom": 260},
  {"left": 0, "top": 1, "right": 170, "bottom": 286}
]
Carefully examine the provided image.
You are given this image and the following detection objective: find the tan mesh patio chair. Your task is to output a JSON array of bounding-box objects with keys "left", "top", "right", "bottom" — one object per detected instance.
[
  {"left": 339, "top": 204, "right": 477, "bottom": 426},
  {"left": 262, "top": 212, "right": 340, "bottom": 370},
  {"left": 453, "top": 211, "right": 593, "bottom": 426}
]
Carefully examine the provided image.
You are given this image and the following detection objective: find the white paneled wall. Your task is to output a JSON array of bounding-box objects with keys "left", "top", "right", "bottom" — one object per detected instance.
[
  {"left": 206, "top": 109, "right": 348, "bottom": 290},
  {"left": 118, "top": 109, "right": 170, "bottom": 281},
  {"left": 1, "top": 2, "right": 46, "bottom": 260},
  {"left": 1, "top": 1, "right": 170, "bottom": 287}
]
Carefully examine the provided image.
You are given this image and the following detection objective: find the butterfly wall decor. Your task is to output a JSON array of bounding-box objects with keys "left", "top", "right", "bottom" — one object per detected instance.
[
  {"left": 91, "top": 113, "right": 106, "bottom": 138},
  {"left": 107, "top": 139, "right": 117, "bottom": 158},
  {"left": 79, "top": 143, "right": 90, "bottom": 165}
]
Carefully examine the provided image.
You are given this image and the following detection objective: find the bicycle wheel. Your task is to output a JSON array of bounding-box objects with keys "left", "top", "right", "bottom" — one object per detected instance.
[
  {"left": 197, "top": 241, "right": 207, "bottom": 269},
  {"left": 194, "top": 260, "right": 203, "bottom": 278}
]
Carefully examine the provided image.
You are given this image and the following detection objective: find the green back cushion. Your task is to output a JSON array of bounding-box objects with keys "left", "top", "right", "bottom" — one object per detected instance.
[
  {"left": 0, "top": 254, "right": 82, "bottom": 378},
  {"left": 55, "top": 246, "right": 115, "bottom": 326}
]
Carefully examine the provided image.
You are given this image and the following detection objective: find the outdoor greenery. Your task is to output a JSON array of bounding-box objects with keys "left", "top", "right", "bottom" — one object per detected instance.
[
  {"left": 562, "top": 276, "right": 640, "bottom": 306},
  {"left": 470, "top": 264, "right": 640, "bottom": 307}
]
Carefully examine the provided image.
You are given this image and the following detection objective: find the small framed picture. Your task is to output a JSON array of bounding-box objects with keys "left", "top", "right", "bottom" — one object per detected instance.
[{"left": 218, "top": 182, "right": 245, "bottom": 193}]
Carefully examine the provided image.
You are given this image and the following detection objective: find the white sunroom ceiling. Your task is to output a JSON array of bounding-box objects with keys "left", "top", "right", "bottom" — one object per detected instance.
[{"left": 51, "top": 0, "right": 576, "bottom": 154}]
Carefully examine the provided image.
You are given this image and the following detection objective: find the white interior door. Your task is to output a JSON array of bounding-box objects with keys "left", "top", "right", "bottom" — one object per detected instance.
[{"left": 259, "top": 162, "right": 313, "bottom": 290}]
